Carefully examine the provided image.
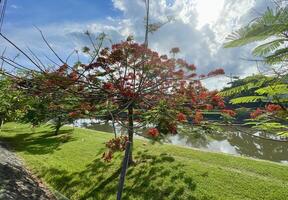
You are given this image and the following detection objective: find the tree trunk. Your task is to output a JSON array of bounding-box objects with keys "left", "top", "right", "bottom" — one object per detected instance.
[
  {"left": 127, "top": 106, "right": 134, "bottom": 165},
  {"left": 54, "top": 117, "right": 62, "bottom": 135},
  {"left": 0, "top": 118, "right": 2, "bottom": 133}
]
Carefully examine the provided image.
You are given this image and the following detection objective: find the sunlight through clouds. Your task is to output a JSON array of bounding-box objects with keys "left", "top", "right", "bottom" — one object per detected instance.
[{"left": 195, "top": 0, "right": 225, "bottom": 29}]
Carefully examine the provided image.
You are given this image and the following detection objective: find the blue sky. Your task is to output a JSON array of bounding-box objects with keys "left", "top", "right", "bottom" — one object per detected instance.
[
  {"left": 5, "top": 0, "right": 121, "bottom": 26},
  {"left": 0, "top": 0, "right": 277, "bottom": 89}
]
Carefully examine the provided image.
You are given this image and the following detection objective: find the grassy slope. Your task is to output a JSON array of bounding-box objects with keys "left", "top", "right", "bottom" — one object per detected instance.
[{"left": 0, "top": 123, "right": 287, "bottom": 200}]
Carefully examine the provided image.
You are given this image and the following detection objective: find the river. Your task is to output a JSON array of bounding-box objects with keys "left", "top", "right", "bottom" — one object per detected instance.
[{"left": 74, "top": 119, "right": 288, "bottom": 164}]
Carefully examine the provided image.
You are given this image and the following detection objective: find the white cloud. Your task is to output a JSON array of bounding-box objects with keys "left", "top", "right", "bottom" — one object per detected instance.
[
  {"left": 195, "top": 0, "right": 225, "bottom": 29},
  {"left": 1, "top": 0, "right": 272, "bottom": 89}
]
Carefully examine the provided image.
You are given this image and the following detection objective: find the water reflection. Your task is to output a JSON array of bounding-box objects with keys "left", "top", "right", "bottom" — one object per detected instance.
[{"left": 74, "top": 119, "right": 288, "bottom": 163}]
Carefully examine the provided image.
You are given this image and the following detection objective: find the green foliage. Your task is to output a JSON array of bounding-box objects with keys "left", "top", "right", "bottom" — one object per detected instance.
[
  {"left": 230, "top": 96, "right": 266, "bottom": 104},
  {"left": 219, "top": 75, "right": 272, "bottom": 98},
  {"left": 143, "top": 100, "right": 177, "bottom": 135},
  {"left": 17, "top": 73, "right": 81, "bottom": 133},
  {"left": 220, "top": 73, "right": 287, "bottom": 136},
  {"left": 224, "top": 6, "right": 288, "bottom": 65},
  {"left": 255, "top": 84, "right": 288, "bottom": 95},
  {"left": 0, "top": 75, "right": 26, "bottom": 124}
]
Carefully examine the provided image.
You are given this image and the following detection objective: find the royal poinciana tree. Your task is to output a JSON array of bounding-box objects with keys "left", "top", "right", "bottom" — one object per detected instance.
[
  {"left": 72, "top": 38, "right": 227, "bottom": 163},
  {"left": 1, "top": 34, "right": 228, "bottom": 164},
  {"left": 0, "top": 0, "right": 231, "bottom": 164}
]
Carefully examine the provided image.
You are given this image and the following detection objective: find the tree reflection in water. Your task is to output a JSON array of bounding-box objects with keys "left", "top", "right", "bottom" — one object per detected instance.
[{"left": 76, "top": 120, "right": 288, "bottom": 163}]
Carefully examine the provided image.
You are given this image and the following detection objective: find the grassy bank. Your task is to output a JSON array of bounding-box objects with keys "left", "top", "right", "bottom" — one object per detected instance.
[{"left": 0, "top": 123, "right": 287, "bottom": 200}]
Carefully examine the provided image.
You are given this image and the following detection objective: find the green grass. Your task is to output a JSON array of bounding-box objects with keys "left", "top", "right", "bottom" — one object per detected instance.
[{"left": 0, "top": 122, "right": 288, "bottom": 200}]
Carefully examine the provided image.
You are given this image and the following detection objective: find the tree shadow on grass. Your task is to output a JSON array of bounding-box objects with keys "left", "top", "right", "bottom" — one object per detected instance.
[
  {"left": 0, "top": 129, "right": 74, "bottom": 155},
  {"left": 122, "top": 151, "right": 197, "bottom": 200},
  {"left": 38, "top": 150, "right": 198, "bottom": 200}
]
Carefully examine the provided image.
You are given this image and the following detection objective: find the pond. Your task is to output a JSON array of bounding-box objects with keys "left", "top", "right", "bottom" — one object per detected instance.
[{"left": 74, "top": 119, "right": 288, "bottom": 164}]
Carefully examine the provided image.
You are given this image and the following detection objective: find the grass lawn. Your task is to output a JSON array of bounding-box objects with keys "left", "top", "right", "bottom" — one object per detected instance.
[{"left": 0, "top": 122, "right": 287, "bottom": 200}]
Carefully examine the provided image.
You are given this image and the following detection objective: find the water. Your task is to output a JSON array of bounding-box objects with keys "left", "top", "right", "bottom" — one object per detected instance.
[{"left": 74, "top": 119, "right": 288, "bottom": 164}]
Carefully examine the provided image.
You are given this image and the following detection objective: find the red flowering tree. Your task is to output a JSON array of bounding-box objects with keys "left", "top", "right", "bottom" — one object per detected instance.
[
  {"left": 74, "top": 38, "right": 226, "bottom": 163},
  {"left": 1, "top": 32, "right": 227, "bottom": 164}
]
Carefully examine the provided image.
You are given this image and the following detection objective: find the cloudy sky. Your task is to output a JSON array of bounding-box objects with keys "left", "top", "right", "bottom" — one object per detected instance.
[{"left": 0, "top": 0, "right": 276, "bottom": 89}]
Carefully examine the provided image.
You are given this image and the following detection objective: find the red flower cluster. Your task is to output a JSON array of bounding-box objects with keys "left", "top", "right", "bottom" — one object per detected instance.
[
  {"left": 205, "top": 104, "right": 213, "bottom": 110},
  {"left": 69, "top": 71, "right": 78, "bottom": 81},
  {"left": 250, "top": 108, "right": 263, "bottom": 118},
  {"left": 211, "top": 94, "right": 225, "bottom": 108},
  {"left": 102, "top": 136, "right": 129, "bottom": 162},
  {"left": 266, "top": 104, "right": 282, "bottom": 112},
  {"left": 193, "top": 111, "right": 203, "bottom": 124},
  {"left": 105, "top": 136, "right": 128, "bottom": 151},
  {"left": 207, "top": 68, "right": 225, "bottom": 77},
  {"left": 212, "top": 95, "right": 222, "bottom": 102},
  {"left": 218, "top": 101, "right": 225, "bottom": 108},
  {"left": 148, "top": 128, "right": 159, "bottom": 137},
  {"left": 103, "top": 82, "right": 114, "bottom": 90},
  {"left": 68, "top": 111, "right": 81, "bottom": 118},
  {"left": 221, "top": 109, "right": 236, "bottom": 117},
  {"left": 177, "top": 112, "right": 187, "bottom": 122}
]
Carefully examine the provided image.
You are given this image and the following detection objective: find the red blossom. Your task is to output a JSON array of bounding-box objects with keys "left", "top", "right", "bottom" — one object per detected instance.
[
  {"left": 221, "top": 109, "right": 236, "bottom": 117},
  {"left": 103, "top": 82, "right": 114, "bottom": 90},
  {"left": 212, "top": 95, "right": 222, "bottom": 102},
  {"left": 250, "top": 108, "right": 263, "bottom": 118},
  {"left": 207, "top": 68, "right": 225, "bottom": 77},
  {"left": 177, "top": 112, "right": 187, "bottom": 122},
  {"left": 69, "top": 71, "right": 78, "bottom": 81},
  {"left": 193, "top": 111, "right": 203, "bottom": 124},
  {"left": 265, "top": 104, "right": 282, "bottom": 112},
  {"left": 68, "top": 111, "right": 80, "bottom": 118},
  {"left": 217, "top": 101, "right": 225, "bottom": 108},
  {"left": 199, "top": 91, "right": 208, "bottom": 100},
  {"left": 205, "top": 104, "right": 213, "bottom": 110},
  {"left": 148, "top": 128, "right": 159, "bottom": 137}
]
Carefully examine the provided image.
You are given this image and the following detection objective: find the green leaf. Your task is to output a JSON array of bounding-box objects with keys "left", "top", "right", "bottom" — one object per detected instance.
[
  {"left": 230, "top": 96, "right": 266, "bottom": 104},
  {"left": 252, "top": 39, "right": 287, "bottom": 57}
]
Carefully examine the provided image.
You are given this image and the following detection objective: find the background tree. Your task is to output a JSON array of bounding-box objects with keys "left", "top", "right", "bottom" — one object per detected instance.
[
  {"left": 15, "top": 67, "right": 83, "bottom": 134},
  {"left": 0, "top": 74, "right": 25, "bottom": 130},
  {"left": 223, "top": 4, "right": 288, "bottom": 136}
]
